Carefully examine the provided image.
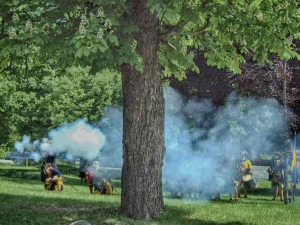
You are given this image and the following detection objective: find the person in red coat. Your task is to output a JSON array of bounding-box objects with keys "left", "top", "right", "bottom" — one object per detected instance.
[{"left": 86, "top": 165, "right": 96, "bottom": 193}]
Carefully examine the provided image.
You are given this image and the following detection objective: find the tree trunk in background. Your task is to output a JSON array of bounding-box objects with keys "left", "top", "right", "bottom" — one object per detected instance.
[{"left": 120, "top": 0, "right": 165, "bottom": 219}]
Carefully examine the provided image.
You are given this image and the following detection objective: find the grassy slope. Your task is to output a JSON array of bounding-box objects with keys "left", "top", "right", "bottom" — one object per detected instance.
[{"left": 0, "top": 162, "right": 300, "bottom": 225}]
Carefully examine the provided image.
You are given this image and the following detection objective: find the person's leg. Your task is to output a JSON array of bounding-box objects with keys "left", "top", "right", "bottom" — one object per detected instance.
[
  {"left": 88, "top": 182, "right": 93, "bottom": 193},
  {"left": 50, "top": 181, "right": 56, "bottom": 190},
  {"left": 44, "top": 178, "right": 53, "bottom": 190},
  {"left": 105, "top": 182, "right": 113, "bottom": 195},
  {"left": 56, "top": 177, "right": 63, "bottom": 191},
  {"left": 293, "top": 184, "right": 296, "bottom": 201},
  {"left": 229, "top": 183, "right": 235, "bottom": 201},
  {"left": 234, "top": 186, "right": 239, "bottom": 201},
  {"left": 279, "top": 186, "right": 284, "bottom": 201},
  {"left": 243, "top": 181, "right": 248, "bottom": 198},
  {"left": 79, "top": 172, "right": 85, "bottom": 184},
  {"left": 291, "top": 183, "right": 295, "bottom": 201},
  {"left": 214, "top": 187, "right": 221, "bottom": 200},
  {"left": 273, "top": 186, "right": 278, "bottom": 200}
]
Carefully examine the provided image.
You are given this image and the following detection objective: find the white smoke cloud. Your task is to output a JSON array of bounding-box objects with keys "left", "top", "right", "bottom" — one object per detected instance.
[
  {"left": 162, "top": 87, "right": 290, "bottom": 200},
  {"left": 14, "top": 135, "right": 40, "bottom": 153},
  {"left": 13, "top": 86, "right": 294, "bottom": 201},
  {"left": 13, "top": 119, "right": 106, "bottom": 162},
  {"left": 97, "top": 106, "right": 123, "bottom": 168},
  {"left": 46, "top": 119, "right": 106, "bottom": 161}
]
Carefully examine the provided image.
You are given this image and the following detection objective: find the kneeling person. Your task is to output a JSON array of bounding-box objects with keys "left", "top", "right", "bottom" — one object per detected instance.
[
  {"left": 44, "top": 164, "right": 63, "bottom": 191},
  {"left": 94, "top": 178, "right": 114, "bottom": 195}
]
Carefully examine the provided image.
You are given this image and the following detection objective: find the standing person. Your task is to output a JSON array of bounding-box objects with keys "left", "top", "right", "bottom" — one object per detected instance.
[
  {"left": 85, "top": 164, "right": 96, "bottom": 194},
  {"left": 229, "top": 167, "right": 241, "bottom": 202},
  {"left": 267, "top": 152, "right": 284, "bottom": 201},
  {"left": 204, "top": 175, "right": 221, "bottom": 201},
  {"left": 79, "top": 158, "right": 88, "bottom": 184},
  {"left": 290, "top": 148, "right": 299, "bottom": 202},
  {"left": 44, "top": 164, "right": 63, "bottom": 191},
  {"left": 238, "top": 151, "right": 254, "bottom": 198},
  {"left": 79, "top": 165, "right": 87, "bottom": 184},
  {"left": 225, "top": 156, "right": 242, "bottom": 202},
  {"left": 93, "top": 170, "right": 103, "bottom": 193}
]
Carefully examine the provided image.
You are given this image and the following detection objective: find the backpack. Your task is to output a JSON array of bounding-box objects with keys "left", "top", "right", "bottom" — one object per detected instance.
[
  {"left": 40, "top": 170, "right": 46, "bottom": 182},
  {"left": 40, "top": 162, "right": 51, "bottom": 182}
]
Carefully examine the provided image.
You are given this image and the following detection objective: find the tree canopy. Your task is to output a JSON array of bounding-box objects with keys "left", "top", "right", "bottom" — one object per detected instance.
[{"left": 2, "top": 0, "right": 299, "bottom": 78}]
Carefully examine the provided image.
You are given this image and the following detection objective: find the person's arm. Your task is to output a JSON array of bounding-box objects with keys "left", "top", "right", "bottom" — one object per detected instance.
[
  {"left": 246, "top": 160, "right": 253, "bottom": 169},
  {"left": 51, "top": 167, "right": 62, "bottom": 177},
  {"left": 267, "top": 167, "right": 273, "bottom": 174}
]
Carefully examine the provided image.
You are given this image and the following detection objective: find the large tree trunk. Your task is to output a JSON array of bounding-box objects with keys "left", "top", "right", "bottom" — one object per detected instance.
[{"left": 120, "top": 0, "right": 165, "bottom": 219}]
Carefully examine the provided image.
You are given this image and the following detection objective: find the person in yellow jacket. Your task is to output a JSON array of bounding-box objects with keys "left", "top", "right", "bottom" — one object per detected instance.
[
  {"left": 238, "top": 151, "right": 254, "bottom": 198},
  {"left": 44, "top": 164, "right": 63, "bottom": 191}
]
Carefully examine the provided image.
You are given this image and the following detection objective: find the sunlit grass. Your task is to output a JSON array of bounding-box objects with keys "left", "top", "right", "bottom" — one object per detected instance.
[{"left": 0, "top": 162, "right": 300, "bottom": 225}]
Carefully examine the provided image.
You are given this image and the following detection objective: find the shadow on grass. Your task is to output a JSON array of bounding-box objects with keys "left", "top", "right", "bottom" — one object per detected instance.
[
  {"left": 0, "top": 192, "right": 121, "bottom": 225},
  {"left": 162, "top": 205, "right": 244, "bottom": 225},
  {"left": 0, "top": 192, "right": 245, "bottom": 225}
]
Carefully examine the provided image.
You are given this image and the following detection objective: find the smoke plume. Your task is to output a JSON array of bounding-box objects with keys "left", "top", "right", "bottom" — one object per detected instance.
[{"left": 13, "top": 86, "right": 293, "bottom": 201}]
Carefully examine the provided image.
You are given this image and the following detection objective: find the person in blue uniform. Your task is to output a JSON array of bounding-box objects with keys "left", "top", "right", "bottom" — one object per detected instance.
[{"left": 267, "top": 152, "right": 284, "bottom": 201}]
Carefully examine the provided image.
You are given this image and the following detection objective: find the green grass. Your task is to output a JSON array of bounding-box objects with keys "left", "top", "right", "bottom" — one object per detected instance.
[{"left": 0, "top": 162, "right": 300, "bottom": 225}]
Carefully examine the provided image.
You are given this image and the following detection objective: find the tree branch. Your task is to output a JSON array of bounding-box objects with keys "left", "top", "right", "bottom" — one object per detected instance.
[
  {"left": 189, "top": 16, "right": 211, "bottom": 36},
  {"left": 25, "top": 53, "right": 29, "bottom": 75},
  {"left": 159, "top": 14, "right": 211, "bottom": 41},
  {"left": 158, "top": 0, "right": 212, "bottom": 41},
  {"left": 158, "top": 20, "right": 188, "bottom": 41}
]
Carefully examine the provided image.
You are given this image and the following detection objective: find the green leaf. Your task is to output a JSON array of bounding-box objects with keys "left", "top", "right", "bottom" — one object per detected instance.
[
  {"left": 83, "top": 47, "right": 90, "bottom": 57},
  {"left": 291, "top": 51, "right": 300, "bottom": 60},
  {"left": 108, "top": 34, "right": 119, "bottom": 46},
  {"left": 63, "top": 13, "right": 69, "bottom": 20},
  {"left": 249, "top": 0, "right": 261, "bottom": 10},
  {"left": 75, "top": 47, "right": 84, "bottom": 58},
  {"left": 282, "top": 50, "right": 291, "bottom": 60},
  {"left": 35, "top": 36, "right": 44, "bottom": 45},
  {"left": 96, "top": 39, "right": 109, "bottom": 52}
]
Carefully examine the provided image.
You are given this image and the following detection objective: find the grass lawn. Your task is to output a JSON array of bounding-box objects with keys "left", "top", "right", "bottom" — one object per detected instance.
[{"left": 0, "top": 162, "right": 300, "bottom": 225}]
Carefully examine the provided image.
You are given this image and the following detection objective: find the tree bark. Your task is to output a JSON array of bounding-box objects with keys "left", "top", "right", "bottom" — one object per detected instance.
[{"left": 120, "top": 0, "right": 165, "bottom": 219}]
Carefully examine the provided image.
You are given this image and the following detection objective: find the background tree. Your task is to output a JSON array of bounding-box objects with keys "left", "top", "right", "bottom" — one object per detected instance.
[
  {"left": 0, "top": 1, "right": 122, "bottom": 147},
  {"left": 232, "top": 55, "right": 300, "bottom": 134},
  {"left": 0, "top": 66, "right": 122, "bottom": 147},
  {"left": 1, "top": 0, "right": 300, "bottom": 219},
  {"left": 169, "top": 53, "right": 300, "bottom": 145}
]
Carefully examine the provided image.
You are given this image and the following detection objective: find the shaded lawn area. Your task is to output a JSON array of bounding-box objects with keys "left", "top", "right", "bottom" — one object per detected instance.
[{"left": 0, "top": 163, "right": 300, "bottom": 225}]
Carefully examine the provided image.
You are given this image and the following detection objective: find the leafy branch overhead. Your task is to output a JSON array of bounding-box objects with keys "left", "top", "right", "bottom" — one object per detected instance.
[
  {"left": 0, "top": 0, "right": 299, "bottom": 140},
  {"left": 1, "top": 0, "right": 299, "bottom": 78},
  {"left": 151, "top": 0, "right": 300, "bottom": 77}
]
